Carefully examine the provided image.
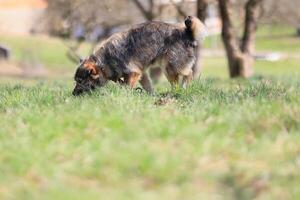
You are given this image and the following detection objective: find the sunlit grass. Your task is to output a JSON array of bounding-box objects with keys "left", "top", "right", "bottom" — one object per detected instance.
[
  {"left": 1, "top": 77, "right": 300, "bottom": 199},
  {"left": 0, "top": 35, "right": 91, "bottom": 70}
]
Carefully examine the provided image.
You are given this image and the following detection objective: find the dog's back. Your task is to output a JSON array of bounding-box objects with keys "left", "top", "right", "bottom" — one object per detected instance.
[{"left": 94, "top": 17, "right": 205, "bottom": 73}]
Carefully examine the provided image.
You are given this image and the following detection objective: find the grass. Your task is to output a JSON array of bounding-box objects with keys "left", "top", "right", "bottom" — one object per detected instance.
[
  {"left": 1, "top": 77, "right": 300, "bottom": 200},
  {"left": 256, "top": 25, "right": 300, "bottom": 53},
  {"left": 1, "top": 25, "right": 300, "bottom": 199},
  {"left": 202, "top": 57, "right": 300, "bottom": 78},
  {"left": 0, "top": 35, "right": 91, "bottom": 71}
]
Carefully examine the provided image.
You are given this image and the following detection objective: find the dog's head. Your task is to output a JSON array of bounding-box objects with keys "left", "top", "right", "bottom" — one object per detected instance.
[{"left": 72, "top": 55, "right": 107, "bottom": 96}]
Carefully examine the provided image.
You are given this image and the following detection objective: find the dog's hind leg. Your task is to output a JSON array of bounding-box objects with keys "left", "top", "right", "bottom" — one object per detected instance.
[
  {"left": 140, "top": 73, "right": 154, "bottom": 94},
  {"left": 149, "top": 67, "right": 162, "bottom": 84}
]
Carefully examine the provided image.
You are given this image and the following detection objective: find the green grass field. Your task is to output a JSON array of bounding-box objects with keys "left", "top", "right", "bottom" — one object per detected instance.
[{"left": 0, "top": 25, "right": 300, "bottom": 200}]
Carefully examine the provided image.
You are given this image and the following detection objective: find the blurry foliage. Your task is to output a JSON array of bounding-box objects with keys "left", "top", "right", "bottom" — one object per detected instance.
[
  {"left": 43, "top": 0, "right": 140, "bottom": 39},
  {"left": 215, "top": 0, "right": 300, "bottom": 28},
  {"left": 41, "top": 0, "right": 198, "bottom": 63},
  {"left": 260, "top": 0, "right": 300, "bottom": 28},
  {"left": 42, "top": 0, "right": 300, "bottom": 39},
  {"left": 42, "top": 0, "right": 199, "bottom": 40}
]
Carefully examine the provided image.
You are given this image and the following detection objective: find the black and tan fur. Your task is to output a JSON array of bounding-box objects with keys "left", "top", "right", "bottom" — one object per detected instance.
[{"left": 73, "top": 16, "right": 206, "bottom": 96}]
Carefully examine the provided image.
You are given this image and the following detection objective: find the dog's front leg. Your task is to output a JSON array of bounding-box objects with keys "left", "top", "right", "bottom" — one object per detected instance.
[
  {"left": 124, "top": 72, "right": 142, "bottom": 89},
  {"left": 182, "top": 71, "right": 193, "bottom": 89}
]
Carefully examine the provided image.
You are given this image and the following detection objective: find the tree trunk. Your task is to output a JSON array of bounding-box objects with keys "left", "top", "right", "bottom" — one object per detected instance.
[
  {"left": 241, "top": 0, "right": 261, "bottom": 54},
  {"left": 218, "top": 0, "right": 262, "bottom": 78},
  {"left": 218, "top": 0, "right": 245, "bottom": 77},
  {"left": 131, "top": 0, "right": 154, "bottom": 20},
  {"left": 193, "top": 0, "right": 208, "bottom": 78},
  {"left": 197, "top": 0, "right": 208, "bottom": 21}
]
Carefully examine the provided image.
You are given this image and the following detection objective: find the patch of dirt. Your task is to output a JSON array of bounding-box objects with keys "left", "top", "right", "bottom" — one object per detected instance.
[
  {"left": 154, "top": 93, "right": 178, "bottom": 106},
  {"left": 0, "top": 61, "right": 22, "bottom": 75},
  {"left": 0, "top": 60, "right": 47, "bottom": 78}
]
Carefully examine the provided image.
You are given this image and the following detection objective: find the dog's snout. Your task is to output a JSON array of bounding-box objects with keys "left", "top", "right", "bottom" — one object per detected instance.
[
  {"left": 72, "top": 84, "right": 84, "bottom": 96},
  {"left": 72, "top": 89, "right": 82, "bottom": 96}
]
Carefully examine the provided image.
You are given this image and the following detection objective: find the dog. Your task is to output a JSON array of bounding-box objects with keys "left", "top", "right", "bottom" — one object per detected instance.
[{"left": 72, "top": 16, "right": 206, "bottom": 96}]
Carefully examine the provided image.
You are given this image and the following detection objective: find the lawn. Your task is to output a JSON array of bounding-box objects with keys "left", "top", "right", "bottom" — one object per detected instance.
[{"left": 0, "top": 25, "right": 300, "bottom": 200}]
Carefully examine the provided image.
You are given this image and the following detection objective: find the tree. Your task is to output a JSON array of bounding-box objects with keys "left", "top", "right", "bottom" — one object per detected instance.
[
  {"left": 194, "top": 0, "right": 209, "bottom": 78},
  {"left": 197, "top": 0, "right": 209, "bottom": 21},
  {"left": 131, "top": 0, "right": 155, "bottom": 20},
  {"left": 218, "top": 0, "right": 263, "bottom": 78},
  {"left": 43, "top": 0, "right": 141, "bottom": 62},
  {"left": 43, "top": 0, "right": 137, "bottom": 37}
]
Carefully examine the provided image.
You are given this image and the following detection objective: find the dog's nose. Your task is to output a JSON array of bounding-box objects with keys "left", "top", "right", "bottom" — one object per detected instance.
[
  {"left": 72, "top": 90, "right": 78, "bottom": 96},
  {"left": 72, "top": 89, "right": 82, "bottom": 96}
]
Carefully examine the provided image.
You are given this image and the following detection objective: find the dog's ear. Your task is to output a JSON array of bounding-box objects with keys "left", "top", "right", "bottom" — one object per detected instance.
[
  {"left": 89, "top": 55, "right": 98, "bottom": 63},
  {"left": 88, "top": 69, "right": 100, "bottom": 80},
  {"left": 87, "top": 54, "right": 102, "bottom": 67},
  {"left": 79, "top": 58, "right": 84, "bottom": 63},
  {"left": 83, "top": 59, "right": 100, "bottom": 79}
]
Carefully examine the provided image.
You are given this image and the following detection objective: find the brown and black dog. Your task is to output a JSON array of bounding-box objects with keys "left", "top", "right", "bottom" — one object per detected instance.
[{"left": 72, "top": 16, "right": 206, "bottom": 96}]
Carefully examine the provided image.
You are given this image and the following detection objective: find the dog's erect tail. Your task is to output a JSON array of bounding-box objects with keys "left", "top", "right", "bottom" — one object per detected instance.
[{"left": 185, "top": 16, "right": 207, "bottom": 42}]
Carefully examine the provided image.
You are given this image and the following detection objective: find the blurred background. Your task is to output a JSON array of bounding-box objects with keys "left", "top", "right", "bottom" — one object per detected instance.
[{"left": 0, "top": 0, "right": 299, "bottom": 82}]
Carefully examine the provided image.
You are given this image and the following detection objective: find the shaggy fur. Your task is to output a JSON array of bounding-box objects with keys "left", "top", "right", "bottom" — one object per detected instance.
[{"left": 73, "top": 16, "right": 206, "bottom": 96}]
